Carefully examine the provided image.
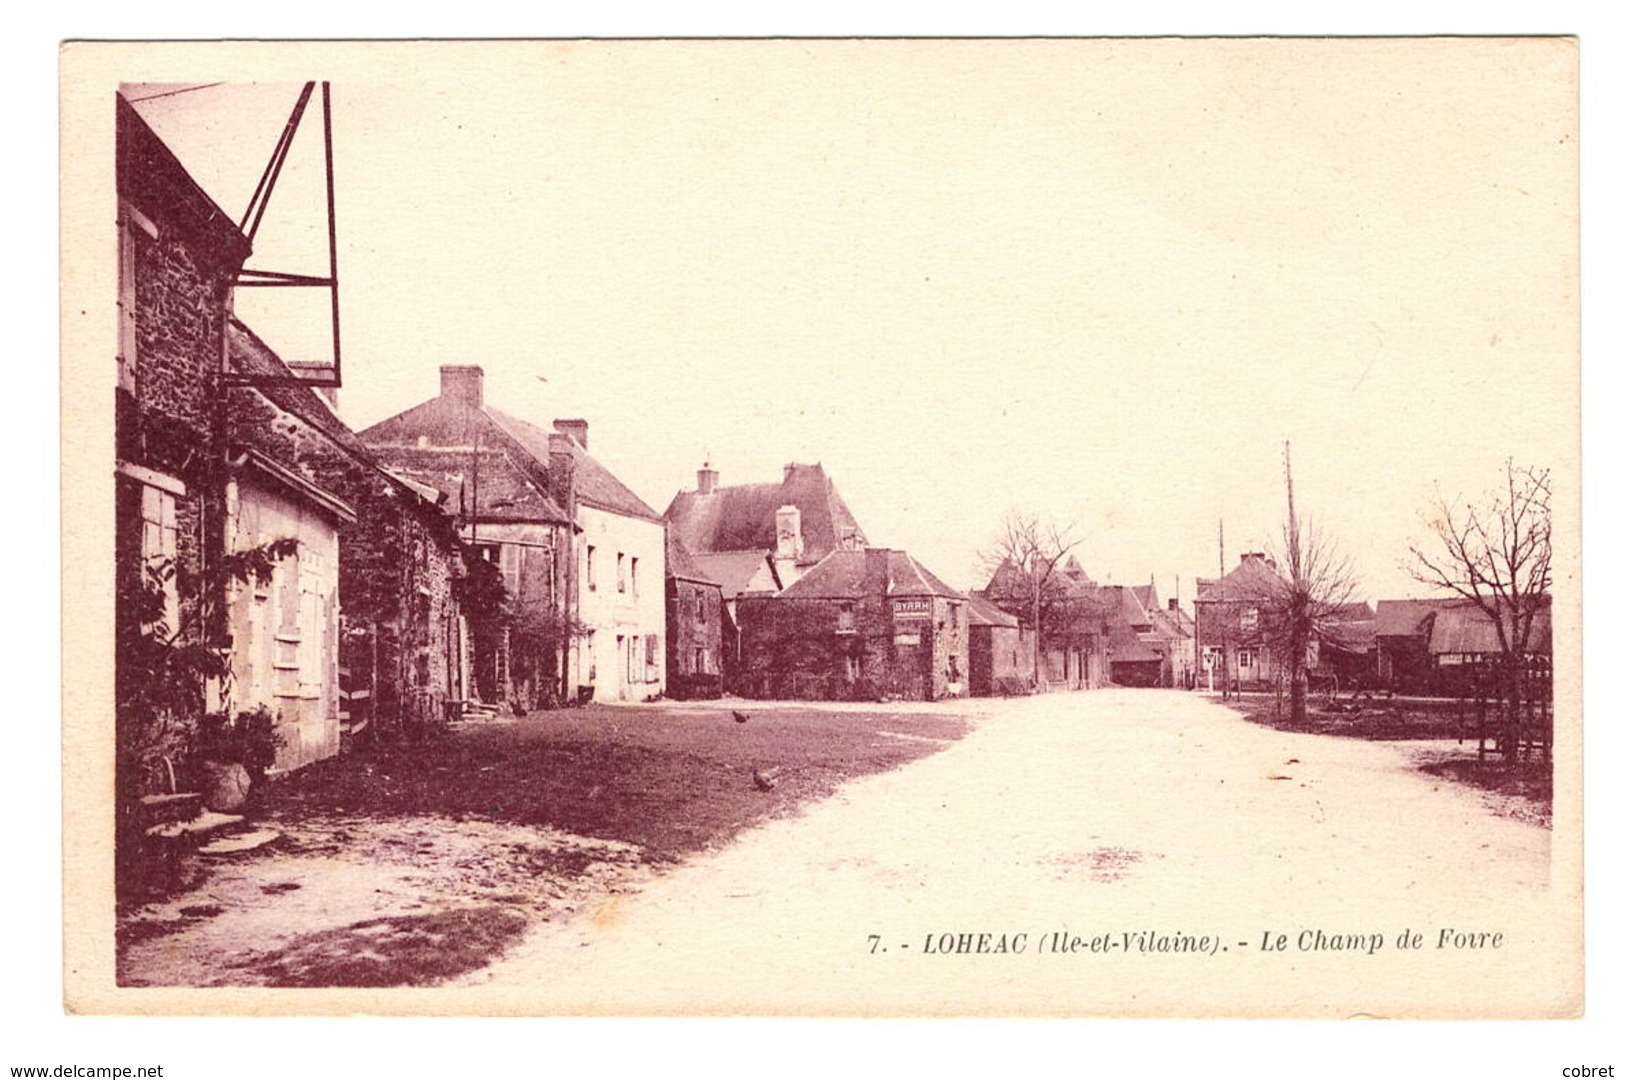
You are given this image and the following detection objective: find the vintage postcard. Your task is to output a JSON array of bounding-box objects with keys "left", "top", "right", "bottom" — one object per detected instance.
[{"left": 60, "top": 38, "right": 1580, "bottom": 1018}]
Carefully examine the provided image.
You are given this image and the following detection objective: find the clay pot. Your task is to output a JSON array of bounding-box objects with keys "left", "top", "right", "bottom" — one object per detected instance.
[{"left": 201, "top": 760, "right": 253, "bottom": 813}]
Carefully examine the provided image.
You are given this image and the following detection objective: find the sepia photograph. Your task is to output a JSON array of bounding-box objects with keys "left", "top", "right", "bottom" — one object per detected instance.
[{"left": 57, "top": 34, "right": 1585, "bottom": 1037}]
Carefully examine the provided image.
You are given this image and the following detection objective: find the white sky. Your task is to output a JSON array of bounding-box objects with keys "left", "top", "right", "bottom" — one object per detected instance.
[{"left": 125, "top": 39, "right": 1577, "bottom": 603}]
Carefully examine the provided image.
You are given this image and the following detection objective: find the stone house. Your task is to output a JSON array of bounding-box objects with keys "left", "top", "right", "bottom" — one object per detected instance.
[
  {"left": 966, "top": 591, "right": 1033, "bottom": 696},
  {"left": 979, "top": 555, "right": 1104, "bottom": 690},
  {"left": 1192, "top": 552, "right": 1289, "bottom": 691},
  {"left": 664, "top": 460, "right": 868, "bottom": 689},
  {"left": 114, "top": 94, "right": 352, "bottom": 780},
  {"left": 361, "top": 366, "right": 667, "bottom": 705},
  {"left": 226, "top": 322, "right": 468, "bottom": 750},
  {"left": 665, "top": 530, "right": 724, "bottom": 699},
  {"left": 1150, "top": 597, "right": 1199, "bottom": 688},
  {"left": 735, "top": 548, "right": 970, "bottom": 701}
]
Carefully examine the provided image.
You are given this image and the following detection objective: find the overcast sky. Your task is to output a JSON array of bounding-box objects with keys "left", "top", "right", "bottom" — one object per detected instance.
[{"left": 123, "top": 39, "right": 1577, "bottom": 603}]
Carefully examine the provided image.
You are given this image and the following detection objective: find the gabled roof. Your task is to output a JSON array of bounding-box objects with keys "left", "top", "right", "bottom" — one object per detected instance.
[
  {"left": 227, "top": 322, "right": 458, "bottom": 521},
  {"left": 117, "top": 96, "right": 250, "bottom": 271},
  {"left": 664, "top": 462, "right": 867, "bottom": 562},
  {"left": 1195, "top": 554, "right": 1286, "bottom": 604},
  {"left": 1148, "top": 606, "right": 1193, "bottom": 640},
  {"left": 486, "top": 407, "right": 662, "bottom": 522},
  {"left": 369, "top": 445, "right": 569, "bottom": 525},
  {"left": 1373, "top": 598, "right": 1471, "bottom": 638},
  {"left": 358, "top": 385, "right": 659, "bottom": 524},
  {"left": 776, "top": 548, "right": 968, "bottom": 603}
]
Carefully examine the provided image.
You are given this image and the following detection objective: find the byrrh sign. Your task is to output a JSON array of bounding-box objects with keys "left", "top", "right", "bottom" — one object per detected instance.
[{"left": 892, "top": 599, "right": 932, "bottom": 619}]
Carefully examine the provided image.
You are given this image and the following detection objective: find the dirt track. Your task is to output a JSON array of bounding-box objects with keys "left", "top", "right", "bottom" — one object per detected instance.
[
  {"left": 457, "top": 690, "right": 1558, "bottom": 1015},
  {"left": 118, "top": 691, "right": 1562, "bottom": 1011}
]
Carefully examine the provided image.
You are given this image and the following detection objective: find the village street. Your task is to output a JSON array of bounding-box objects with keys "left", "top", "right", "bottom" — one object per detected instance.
[
  {"left": 456, "top": 689, "right": 1558, "bottom": 1016},
  {"left": 119, "top": 689, "right": 1564, "bottom": 1013}
]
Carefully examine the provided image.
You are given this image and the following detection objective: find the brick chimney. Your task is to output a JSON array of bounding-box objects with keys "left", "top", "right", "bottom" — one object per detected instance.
[
  {"left": 697, "top": 462, "right": 718, "bottom": 495},
  {"left": 553, "top": 419, "right": 588, "bottom": 450},
  {"left": 440, "top": 365, "right": 484, "bottom": 406},
  {"left": 1168, "top": 597, "right": 1180, "bottom": 611}
]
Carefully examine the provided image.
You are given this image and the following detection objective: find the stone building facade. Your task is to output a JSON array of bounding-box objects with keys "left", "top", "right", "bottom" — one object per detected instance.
[
  {"left": 665, "top": 531, "right": 724, "bottom": 699},
  {"left": 227, "top": 323, "right": 467, "bottom": 747},
  {"left": 362, "top": 365, "right": 667, "bottom": 706},
  {"left": 735, "top": 548, "right": 970, "bottom": 701}
]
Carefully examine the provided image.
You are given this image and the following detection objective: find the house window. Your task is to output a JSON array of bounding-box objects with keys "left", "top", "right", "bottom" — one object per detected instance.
[
  {"left": 617, "top": 552, "right": 626, "bottom": 593},
  {"left": 693, "top": 647, "right": 704, "bottom": 674},
  {"left": 1238, "top": 649, "right": 1256, "bottom": 671},
  {"left": 645, "top": 634, "right": 660, "bottom": 681},
  {"left": 139, "top": 482, "right": 179, "bottom": 632},
  {"left": 1241, "top": 607, "right": 1259, "bottom": 632},
  {"left": 845, "top": 652, "right": 862, "bottom": 682},
  {"left": 950, "top": 603, "right": 961, "bottom": 630},
  {"left": 586, "top": 630, "right": 597, "bottom": 681},
  {"left": 586, "top": 545, "right": 597, "bottom": 591},
  {"left": 837, "top": 602, "right": 856, "bottom": 635},
  {"left": 696, "top": 589, "right": 707, "bottom": 624},
  {"left": 630, "top": 556, "right": 639, "bottom": 598}
]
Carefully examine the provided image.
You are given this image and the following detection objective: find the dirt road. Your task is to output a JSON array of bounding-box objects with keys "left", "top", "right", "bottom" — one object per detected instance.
[{"left": 459, "top": 690, "right": 1567, "bottom": 1017}]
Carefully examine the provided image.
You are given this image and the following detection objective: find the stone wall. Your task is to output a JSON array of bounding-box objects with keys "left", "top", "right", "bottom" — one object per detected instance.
[
  {"left": 666, "top": 577, "right": 724, "bottom": 699},
  {"left": 227, "top": 387, "right": 465, "bottom": 736}
]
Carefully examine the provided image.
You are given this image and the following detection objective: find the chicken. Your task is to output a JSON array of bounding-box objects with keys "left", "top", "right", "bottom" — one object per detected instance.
[
  {"left": 752, "top": 768, "right": 776, "bottom": 792},
  {"left": 732, "top": 710, "right": 750, "bottom": 724}
]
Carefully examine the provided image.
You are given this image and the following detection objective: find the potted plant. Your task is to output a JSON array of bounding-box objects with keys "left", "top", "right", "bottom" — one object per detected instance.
[{"left": 196, "top": 706, "right": 285, "bottom": 812}]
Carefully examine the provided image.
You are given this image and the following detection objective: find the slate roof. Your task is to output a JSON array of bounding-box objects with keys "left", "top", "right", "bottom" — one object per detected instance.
[
  {"left": 690, "top": 551, "right": 778, "bottom": 599},
  {"left": 665, "top": 531, "right": 720, "bottom": 587},
  {"left": 357, "top": 384, "right": 659, "bottom": 523},
  {"left": 360, "top": 445, "right": 569, "bottom": 524},
  {"left": 227, "top": 321, "right": 451, "bottom": 517},
  {"left": 967, "top": 591, "right": 1020, "bottom": 629},
  {"left": 1107, "top": 623, "right": 1164, "bottom": 664},
  {"left": 1195, "top": 554, "right": 1287, "bottom": 604},
  {"left": 664, "top": 463, "right": 867, "bottom": 562},
  {"left": 118, "top": 96, "right": 250, "bottom": 269},
  {"left": 487, "top": 407, "right": 662, "bottom": 522},
  {"left": 776, "top": 548, "right": 969, "bottom": 603}
]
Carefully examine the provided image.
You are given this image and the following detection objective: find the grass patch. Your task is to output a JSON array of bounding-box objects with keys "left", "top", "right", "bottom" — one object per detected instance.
[
  {"left": 240, "top": 906, "right": 530, "bottom": 988},
  {"left": 264, "top": 702, "right": 970, "bottom": 863}
]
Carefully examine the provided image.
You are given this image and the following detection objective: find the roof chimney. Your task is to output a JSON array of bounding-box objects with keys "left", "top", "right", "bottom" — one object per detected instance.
[
  {"left": 1169, "top": 597, "right": 1180, "bottom": 611},
  {"left": 775, "top": 504, "right": 804, "bottom": 561},
  {"left": 553, "top": 419, "right": 588, "bottom": 450},
  {"left": 697, "top": 462, "right": 718, "bottom": 495},
  {"left": 547, "top": 432, "right": 577, "bottom": 511},
  {"left": 440, "top": 365, "right": 484, "bottom": 406}
]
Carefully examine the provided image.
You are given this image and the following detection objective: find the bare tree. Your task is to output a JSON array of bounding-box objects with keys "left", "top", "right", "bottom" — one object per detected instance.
[
  {"left": 979, "top": 510, "right": 1085, "bottom": 689},
  {"left": 1226, "top": 444, "right": 1362, "bottom": 724},
  {"left": 1251, "top": 517, "right": 1362, "bottom": 725},
  {"left": 1407, "top": 459, "right": 1553, "bottom": 755}
]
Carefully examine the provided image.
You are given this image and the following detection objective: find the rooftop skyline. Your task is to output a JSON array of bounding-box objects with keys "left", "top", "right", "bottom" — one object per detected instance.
[{"left": 115, "top": 39, "right": 1577, "bottom": 603}]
